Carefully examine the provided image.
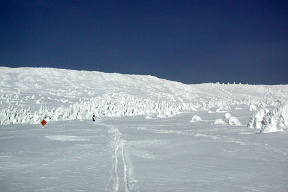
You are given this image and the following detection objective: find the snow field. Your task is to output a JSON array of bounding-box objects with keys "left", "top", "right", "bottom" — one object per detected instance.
[{"left": 1, "top": 67, "right": 288, "bottom": 192}]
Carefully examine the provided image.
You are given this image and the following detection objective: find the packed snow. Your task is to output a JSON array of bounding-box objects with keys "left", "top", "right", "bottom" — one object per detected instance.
[{"left": 1, "top": 67, "right": 288, "bottom": 192}]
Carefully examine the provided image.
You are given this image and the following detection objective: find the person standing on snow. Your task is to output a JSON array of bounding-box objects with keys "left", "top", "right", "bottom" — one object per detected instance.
[{"left": 92, "top": 114, "right": 96, "bottom": 122}]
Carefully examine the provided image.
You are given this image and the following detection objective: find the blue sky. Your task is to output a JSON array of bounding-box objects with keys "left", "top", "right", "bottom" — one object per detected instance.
[{"left": 0, "top": 0, "right": 287, "bottom": 84}]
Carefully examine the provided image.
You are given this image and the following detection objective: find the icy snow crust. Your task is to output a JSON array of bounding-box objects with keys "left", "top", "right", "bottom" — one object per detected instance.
[{"left": 1, "top": 67, "right": 288, "bottom": 191}]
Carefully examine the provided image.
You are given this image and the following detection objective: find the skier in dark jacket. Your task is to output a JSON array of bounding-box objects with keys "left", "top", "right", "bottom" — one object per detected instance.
[{"left": 92, "top": 114, "right": 96, "bottom": 122}]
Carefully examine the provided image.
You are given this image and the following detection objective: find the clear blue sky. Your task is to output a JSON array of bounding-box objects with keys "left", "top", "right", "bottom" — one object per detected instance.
[{"left": 0, "top": 0, "right": 287, "bottom": 84}]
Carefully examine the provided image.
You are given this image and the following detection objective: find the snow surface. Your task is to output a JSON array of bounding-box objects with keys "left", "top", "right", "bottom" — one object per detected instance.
[
  {"left": 1, "top": 67, "right": 288, "bottom": 192},
  {"left": 214, "top": 118, "right": 227, "bottom": 125}
]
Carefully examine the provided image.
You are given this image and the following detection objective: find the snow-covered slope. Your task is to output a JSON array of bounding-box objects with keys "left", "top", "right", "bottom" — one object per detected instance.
[
  {"left": 1, "top": 67, "right": 288, "bottom": 131},
  {"left": 1, "top": 67, "right": 288, "bottom": 192}
]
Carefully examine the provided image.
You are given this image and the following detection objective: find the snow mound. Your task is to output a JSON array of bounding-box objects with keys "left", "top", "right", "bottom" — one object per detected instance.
[
  {"left": 213, "top": 113, "right": 242, "bottom": 126},
  {"left": 248, "top": 102, "right": 288, "bottom": 133},
  {"left": 228, "top": 116, "right": 242, "bottom": 126},
  {"left": 190, "top": 115, "right": 202, "bottom": 123},
  {"left": 224, "top": 113, "right": 232, "bottom": 120},
  {"left": 214, "top": 119, "right": 227, "bottom": 125},
  {"left": 225, "top": 113, "right": 242, "bottom": 126}
]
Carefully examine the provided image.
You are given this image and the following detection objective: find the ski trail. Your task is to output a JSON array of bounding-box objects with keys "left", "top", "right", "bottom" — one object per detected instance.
[
  {"left": 121, "top": 140, "right": 131, "bottom": 192},
  {"left": 111, "top": 127, "right": 121, "bottom": 192},
  {"left": 97, "top": 121, "right": 134, "bottom": 192}
]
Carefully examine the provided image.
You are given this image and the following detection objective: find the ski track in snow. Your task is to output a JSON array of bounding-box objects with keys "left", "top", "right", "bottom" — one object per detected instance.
[
  {"left": 97, "top": 121, "right": 134, "bottom": 192},
  {"left": 1, "top": 68, "right": 288, "bottom": 191}
]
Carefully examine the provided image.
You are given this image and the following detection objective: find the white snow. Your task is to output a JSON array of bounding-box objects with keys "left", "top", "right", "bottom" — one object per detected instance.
[
  {"left": 249, "top": 104, "right": 258, "bottom": 111},
  {"left": 224, "top": 112, "right": 232, "bottom": 120},
  {"left": 1, "top": 67, "right": 288, "bottom": 126},
  {"left": 214, "top": 118, "right": 227, "bottom": 125},
  {"left": 190, "top": 114, "right": 202, "bottom": 122},
  {"left": 248, "top": 108, "right": 269, "bottom": 129},
  {"left": 45, "top": 135, "right": 89, "bottom": 141},
  {"left": 213, "top": 113, "right": 242, "bottom": 126},
  {"left": 1, "top": 67, "right": 288, "bottom": 191},
  {"left": 228, "top": 116, "right": 242, "bottom": 126},
  {"left": 249, "top": 102, "right": 288, "bottom": 133}
]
